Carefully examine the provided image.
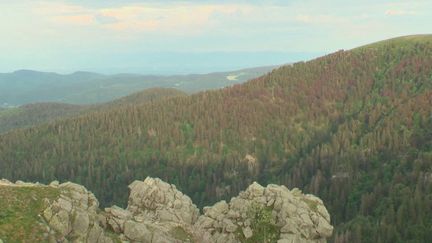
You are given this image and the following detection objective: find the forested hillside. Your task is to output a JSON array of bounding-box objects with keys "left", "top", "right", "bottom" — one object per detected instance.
[
  {"left": 0, "top": 103, "right": 86, "bottom": 134},
  {"left": 0, "top": 35, "right": 432, "bottom": 242},
  {"left": 104, "top": 87, "right": 187, "bottom": 106},
  {"left": 0, "top": 88, "right": 186, "bottom": 134}
]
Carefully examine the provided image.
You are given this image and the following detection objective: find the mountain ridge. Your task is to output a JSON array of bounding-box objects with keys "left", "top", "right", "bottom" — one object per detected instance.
[{"left": 0, "top": 65, "right": 277, "bottom": 106}]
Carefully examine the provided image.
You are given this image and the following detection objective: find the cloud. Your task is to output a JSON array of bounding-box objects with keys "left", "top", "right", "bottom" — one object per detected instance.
[
  {"left": 35, "top": 2, "right": 252, "bottom": 33},
  {"left": 294, "top": 14, "right": 345, "bottom": 24},
  {"left": 385, "top": 9, "right": 416, "bottom": 16},
  {"left": 53, "top": 14, "right": 94, "bottom": 25},
  {"left": 35, "top": 2, "right": 89, "bottom": 15},
  {"left": 98, "top": 4, "right": 251, "bottom": 32},
  {"left": 94, "top": 14, "right": 119, "bottom": 24}
]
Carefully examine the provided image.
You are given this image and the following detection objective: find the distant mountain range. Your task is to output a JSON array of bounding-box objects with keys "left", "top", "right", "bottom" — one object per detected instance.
[{"left": 0, "top": 66, "right": 277, "bottom": 106}]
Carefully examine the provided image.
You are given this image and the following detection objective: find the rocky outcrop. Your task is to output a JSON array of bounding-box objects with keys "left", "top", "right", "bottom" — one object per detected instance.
[
  {"left": 42, "top": 181, "right": 114, "bottom": 242},
  {"left": 104, "top": 177, "right": 198, "bottom": 242},
  {"left": 1, "top": 178, "right": 333, "bottom": 243},
  {"left": 126, "top": 177, "right": 199, "bottom": 225},
  {"left": 195, "top": 182, "right": 333, "bottom": 243}
]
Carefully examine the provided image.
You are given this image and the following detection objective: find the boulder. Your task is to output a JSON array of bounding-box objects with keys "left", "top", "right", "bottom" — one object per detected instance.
[
  {"left": 195, "top": 182, "right": 333, "bottom": 242},
  {"left": 242, "top": 226, "right": 253, "bottom": 239},
  {"left": 126, "top": 177, "right": 199, "bottom": 225},
  {"left": 204, "top": 200, "right": 229, "bottom": 219},
  {"left": 0, "top": 179, "right": 12, "bottom": 185},
  {"left": 42, "top": 181, "right": 113, "bottom": 242},
  {"left": 49, "top": 180, "right": 59, "bottom": 187},
  {"left": 105, "top": 205, "right": 132, "bottom": 233},
  {"left": 105, "top": 177, "right": 200, "bottom": 242}
]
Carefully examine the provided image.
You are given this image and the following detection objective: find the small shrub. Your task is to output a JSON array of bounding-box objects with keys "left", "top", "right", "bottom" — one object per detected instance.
[{"left": 237, "top": 202, "right": 280, "bottom": 243}]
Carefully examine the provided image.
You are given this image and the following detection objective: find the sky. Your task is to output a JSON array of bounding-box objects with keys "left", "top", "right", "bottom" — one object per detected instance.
[{"left": 0, "top": 0, "right": 431, "bottom": 74}]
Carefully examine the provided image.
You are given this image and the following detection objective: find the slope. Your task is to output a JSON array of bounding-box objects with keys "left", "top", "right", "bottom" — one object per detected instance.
[
  {"left": 105, "top": 87, "right": 187, "bottom": 106},
  {"left": 0, "top": 88, "right": 186, "bottom": 134},
  {"left": 0, "top": 35, "right": 432, "bottom": 242}
]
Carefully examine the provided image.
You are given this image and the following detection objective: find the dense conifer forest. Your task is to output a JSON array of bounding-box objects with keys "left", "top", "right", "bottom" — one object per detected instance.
[
  {"left": 0, "top": 35, "right": 431, "bottom": 242},
  {"left": 0, "top": 88, "right": 186, "bottom": 134}
]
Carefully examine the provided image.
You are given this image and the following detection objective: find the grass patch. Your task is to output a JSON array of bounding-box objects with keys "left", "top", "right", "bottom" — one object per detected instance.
[{"left": 0, "top": 185, "right": 60, "bottom": 243}]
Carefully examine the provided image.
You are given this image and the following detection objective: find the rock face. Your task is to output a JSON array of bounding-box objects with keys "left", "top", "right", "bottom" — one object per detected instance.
[
  {"left": 2, "top": 177, "right": 333, "bottom": 242},
  {"left": 126, "top": 177, "right": 200, "bottom": 225},
  {"left": 104, "top": 177, "right": 198, "bottom": 242},
  {"left": 42, "top": 181, "right": 114, "bottom": 243},
  {"left": 195, "top": 182, "right": 333, "bottom": 243}
]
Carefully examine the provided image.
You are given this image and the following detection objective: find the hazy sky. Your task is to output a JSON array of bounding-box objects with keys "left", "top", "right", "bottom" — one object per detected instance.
[{"left": 0, "top": 0, "right": 430, "bottom": 74}]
